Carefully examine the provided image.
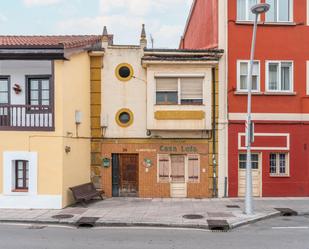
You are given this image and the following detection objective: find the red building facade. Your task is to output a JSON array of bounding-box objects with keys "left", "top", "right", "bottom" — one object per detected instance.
[{"left": 181, "top": 0, "right": 309, "bottom": 197}]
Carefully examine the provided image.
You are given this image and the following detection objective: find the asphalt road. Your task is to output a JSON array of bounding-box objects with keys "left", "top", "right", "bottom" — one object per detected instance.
[{"left": 0, "top": 215, "right": 309, "bottom": 249}]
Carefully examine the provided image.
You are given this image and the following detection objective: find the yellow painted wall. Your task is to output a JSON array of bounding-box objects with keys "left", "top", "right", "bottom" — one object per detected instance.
[
  {"left": 0, "top": 52, "right": 91, "bottom": 208},
  {"left": 0, "top": 133, "right": 63, "bottom": 195},
  {"left": 55, "top": 52, "right": 91, "bottom": 207}
]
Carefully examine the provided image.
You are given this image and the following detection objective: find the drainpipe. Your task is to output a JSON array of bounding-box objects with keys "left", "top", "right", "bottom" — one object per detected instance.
[{"left": 212, "top": 67, "right": 218, "bottom": 198}]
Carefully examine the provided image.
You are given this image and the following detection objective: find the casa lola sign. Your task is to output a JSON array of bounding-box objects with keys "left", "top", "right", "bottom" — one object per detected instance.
[{"left": 159, "top": 145, "right": 198, "bottom": 153}]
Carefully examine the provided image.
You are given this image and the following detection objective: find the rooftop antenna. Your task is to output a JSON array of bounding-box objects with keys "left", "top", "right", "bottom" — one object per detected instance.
[{"left": 150, "top": 34, "right": 154, "bottom": 49}]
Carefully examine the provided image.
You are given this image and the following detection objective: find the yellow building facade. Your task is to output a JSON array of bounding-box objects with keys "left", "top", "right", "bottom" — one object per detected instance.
[{"left": 0, "top": 36, "right": 101, "bottom": 208}]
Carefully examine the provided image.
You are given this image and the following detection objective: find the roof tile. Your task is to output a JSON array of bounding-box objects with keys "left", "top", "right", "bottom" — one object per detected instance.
[{"left": 0, "top": 35, "right": 103, "bottom": 49}]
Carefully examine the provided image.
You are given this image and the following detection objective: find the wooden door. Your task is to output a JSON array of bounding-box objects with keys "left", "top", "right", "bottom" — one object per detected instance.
[
  {"left": 170, "top": 155, "right": 187, "bottom": 198},
  {"left": 112, "top": 154, "right": 120, "bottom": 197},
  {"left": 119, "top": 154, "right": 138, "bottom": 197},
  {"left": 238, "top": 153, "right": 261, "bottom": 197}
]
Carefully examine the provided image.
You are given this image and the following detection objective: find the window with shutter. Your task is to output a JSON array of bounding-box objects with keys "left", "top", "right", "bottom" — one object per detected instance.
[
  {"left": 188, "top": 155, "right": 200, "bottom": 183},
  {"left": 158, "top": 154, "right": 170, "bottom": 182},
  {"left": 156, "top": 78, "right": 178, "bottom": 105},
  {"left": 180, "top": 78, "right": 203, "bottom": 105},
  {"left": 155, "top": 76, "right": 204, "bottom": 105}
]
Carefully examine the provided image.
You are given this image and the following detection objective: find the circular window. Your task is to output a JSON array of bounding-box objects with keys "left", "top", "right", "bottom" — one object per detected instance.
[
  {"left": 115, "top": 108, "right": 134, "bottom": 127},
  {"left": 115, "top": 63, "right": 134, "bottom": 81}
]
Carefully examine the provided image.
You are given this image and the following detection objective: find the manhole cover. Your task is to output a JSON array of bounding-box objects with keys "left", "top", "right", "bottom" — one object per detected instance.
[
  {"left": 183, "top": 214, "right": 204, "bottom": 220},
  {"left": 28, "top": 225, "right": 46, "bottom": 230},
  {"left": 51, "top": 214, "right": 74, "bottom": 219},
  {"left": 226, "top": 205, "right": 240, "bottom": 208}
]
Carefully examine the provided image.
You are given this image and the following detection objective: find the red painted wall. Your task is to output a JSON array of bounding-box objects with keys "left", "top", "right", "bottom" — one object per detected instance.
[
  {"left": 229, "top": 123, "right": 309, "bottom": 197},
  {"left": 228, "top": 0, "right": 309, "bottom": 114},
  {"left": 180, "top": 0, "right": 218, "bottom": 49}
]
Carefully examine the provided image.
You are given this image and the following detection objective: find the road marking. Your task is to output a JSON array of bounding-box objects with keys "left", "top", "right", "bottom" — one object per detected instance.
[{"left": 272, "top": 226, "right": 309, "bottom": 230}]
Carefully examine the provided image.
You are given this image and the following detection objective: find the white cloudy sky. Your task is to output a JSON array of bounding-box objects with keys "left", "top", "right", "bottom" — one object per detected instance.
[{"left": 0, "top": 0, "right": 193, "bottom": 48}]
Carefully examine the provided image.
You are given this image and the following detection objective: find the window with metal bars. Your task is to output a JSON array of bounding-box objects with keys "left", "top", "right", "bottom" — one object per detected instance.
[{"left": 269, "top": 153, "right": 289, "bottom": 176}]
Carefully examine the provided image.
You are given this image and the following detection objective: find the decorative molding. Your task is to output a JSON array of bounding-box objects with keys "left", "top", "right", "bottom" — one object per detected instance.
[
  {"left": 229, "top": 113, "right": 309, "bottom": 121},
  {"left": 238, "top": 133, "right": 290, "bottom": 151},
  {"left": 115, "top": 63, "right": 134, "bottom": 82},
  {"left": 115, "top": 108, "right": 134, "bottom": 127},
  {"left": 154, "top": 111, "right": 205, "bottom": 120}
]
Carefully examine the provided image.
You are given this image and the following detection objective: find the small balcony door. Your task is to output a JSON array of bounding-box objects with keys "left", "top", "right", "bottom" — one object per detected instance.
[{"left": 0, "top": 76, "right": 10, "bottom": 126}]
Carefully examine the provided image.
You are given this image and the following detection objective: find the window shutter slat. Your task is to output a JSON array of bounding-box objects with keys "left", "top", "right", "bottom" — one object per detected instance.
[
  {"left": 156, "top": 78, "right": 178, "bottom": 92},
  {"left": 181, "top": 78, "right": 203, "bottom": 99}
]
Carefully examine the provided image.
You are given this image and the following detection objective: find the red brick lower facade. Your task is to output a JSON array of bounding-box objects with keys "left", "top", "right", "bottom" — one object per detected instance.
[{"left": 100, "top": 139, "right": 213, "bottom": 198}]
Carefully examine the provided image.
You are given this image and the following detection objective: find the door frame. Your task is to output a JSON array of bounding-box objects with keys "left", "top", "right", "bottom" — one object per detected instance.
[
  {"left": 112, "top": 153, "right": 139, "bottom": 197},
  {"left": 238, "top": 152, "right": 263, "bottom": 197},
  {"left": 0, "top": 76, "right": 11, "bottom": 126}
]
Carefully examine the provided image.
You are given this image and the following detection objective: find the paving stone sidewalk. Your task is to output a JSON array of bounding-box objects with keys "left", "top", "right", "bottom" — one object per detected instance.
[{"left": 0, "top": 198, "right": 308, "bottom": 230}]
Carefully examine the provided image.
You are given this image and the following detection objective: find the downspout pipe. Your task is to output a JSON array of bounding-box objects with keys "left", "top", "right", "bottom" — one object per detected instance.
[{"left": 212, "top": 67, "right": 218, "bottom": 198}]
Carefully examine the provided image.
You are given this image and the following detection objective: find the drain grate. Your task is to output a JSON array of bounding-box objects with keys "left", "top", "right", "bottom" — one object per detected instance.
[
  {"left": 275, "top": 208, "right": 298, "bottom": 217},
  {"left": 226, "top": 205, "right": 240, "bottom": 208},
  {"left": 207, "top": 219, "right": 230, "bottom": 232},
  {"left": 28, "top": 225, "right": 46, "bottom": 230},
  {"left": 51, "top": 214, "right": 74, "bottom": 219},
  {"left": 183, "top": 214, "right": 204, "bottom": 220},
  {"left": 76, "top": 217, "right": 99, "bottom": 228}
]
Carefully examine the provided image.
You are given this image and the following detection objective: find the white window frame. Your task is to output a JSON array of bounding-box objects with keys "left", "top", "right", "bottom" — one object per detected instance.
[
  {"left": 265, "top": 0, "right": 294, "bottom": 23},
  {"left": 238, "top": 152, "right": 260, "bottom": 169},
  {"left": 237, "top": 0, "right": 261, "bottom": 22},
  {"left": 237, "top": 60, "right": 261, "bottom": 92},
  {"left": 269, "top": 152, "right": 290, "bottom": 177},
  {"left": 265, "top": 60, "right": 294, "bottom": 93},
  {"left": 3, "top": 151, "right": 37, "bottom": 196},
  {"left": 155, "top": 75, "right": 205, "bottom": 106}
]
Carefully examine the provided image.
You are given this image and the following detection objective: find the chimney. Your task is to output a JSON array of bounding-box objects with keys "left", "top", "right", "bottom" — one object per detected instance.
[
  {"left": 102, "top": 26, "right": 109, "bottom": 48},
  {"left": 140, "top": 24, "right": 147, "bottom": 49}
]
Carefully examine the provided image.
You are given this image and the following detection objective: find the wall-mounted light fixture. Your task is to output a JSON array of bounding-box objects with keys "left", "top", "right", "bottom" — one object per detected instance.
[
  {"left": 75, "top": 110, "right": 82, "bottom": 137},
  {"left": 65, "top": 146, "right": 71, "bottom": 154},
  {"left": 100, "top": 114, "right": 108, "bottom": 137}
]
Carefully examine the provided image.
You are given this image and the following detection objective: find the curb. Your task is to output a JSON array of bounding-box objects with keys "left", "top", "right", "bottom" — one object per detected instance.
[
  {"left": 229, "top": 211, "right": 281, "bottom": 229},
  {"left": 0, "top": 212, "right": 281, "bottom": 231}
]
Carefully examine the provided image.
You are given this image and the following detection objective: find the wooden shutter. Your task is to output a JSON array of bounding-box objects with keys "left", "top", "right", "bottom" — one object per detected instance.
[
  {"left": 158, "top": 154, "right": 170, "bottom": 182},
  {"left": 188, "top": 155, "right": 200, "bottom": 183}
]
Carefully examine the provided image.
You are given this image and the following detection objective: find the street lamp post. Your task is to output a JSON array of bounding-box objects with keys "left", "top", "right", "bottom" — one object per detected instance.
[{"left": 245, "top": 3, "right": 270, "bottom": 215}]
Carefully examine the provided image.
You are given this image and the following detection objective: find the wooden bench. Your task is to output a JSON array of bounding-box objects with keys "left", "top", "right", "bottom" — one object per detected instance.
[{"left": 69, "top": 183, "right": 104, "bottom": 206}]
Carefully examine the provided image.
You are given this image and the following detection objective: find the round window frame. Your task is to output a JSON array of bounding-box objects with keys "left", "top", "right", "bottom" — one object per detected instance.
[
  {"left": 115, "top": 108, "right": 134, "bottom": 128},
  {"left": 115, "top": 63, "right": 134, "bottom": 82}
]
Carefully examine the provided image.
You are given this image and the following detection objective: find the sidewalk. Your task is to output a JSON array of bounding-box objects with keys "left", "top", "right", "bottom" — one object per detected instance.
[{"left": 0, "top": 198, "right": 308, "bottom": 230}]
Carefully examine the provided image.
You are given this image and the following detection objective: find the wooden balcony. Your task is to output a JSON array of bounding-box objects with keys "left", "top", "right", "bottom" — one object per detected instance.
[{"left": 0, "top": 105, "right": 54, "bottom": 131}]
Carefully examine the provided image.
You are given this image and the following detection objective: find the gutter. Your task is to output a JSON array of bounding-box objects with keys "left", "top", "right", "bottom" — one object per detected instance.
[{"left": 212, "top": 67, "right": 218, "bottom": 198}]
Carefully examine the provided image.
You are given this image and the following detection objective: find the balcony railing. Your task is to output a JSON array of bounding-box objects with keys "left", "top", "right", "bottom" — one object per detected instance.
[{"left": 0, "top": 105, "right": 54, "bottom": 131}]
